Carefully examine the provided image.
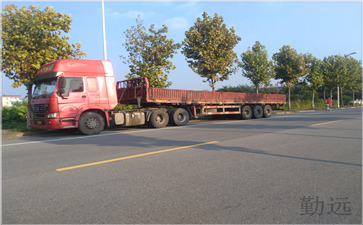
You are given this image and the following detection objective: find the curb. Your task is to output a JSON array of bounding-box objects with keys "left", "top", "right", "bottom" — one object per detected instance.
[
  {"left": 273, "top": 106, "right": 362, "bottom": 115},
  {"left": 2, "top": 129, "right": 55, "bottom": 139},
  {"left": 273, "top": 109, "right": 318, "bottom": 115}
]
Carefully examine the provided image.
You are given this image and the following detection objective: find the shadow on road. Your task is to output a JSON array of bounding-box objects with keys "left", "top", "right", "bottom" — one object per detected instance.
[{"left": 5, "top": 108, "right": 361, "bottom": 168}]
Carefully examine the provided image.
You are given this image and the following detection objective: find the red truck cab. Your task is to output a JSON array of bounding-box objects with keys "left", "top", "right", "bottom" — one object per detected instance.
[{"left": 31, "top": 59, "right": 118, "bottom": 133}]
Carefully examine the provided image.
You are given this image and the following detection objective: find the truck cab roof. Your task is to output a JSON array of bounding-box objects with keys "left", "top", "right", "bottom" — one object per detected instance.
[{"left": 35, "top": 59, "right": 114, "bottom": 79}]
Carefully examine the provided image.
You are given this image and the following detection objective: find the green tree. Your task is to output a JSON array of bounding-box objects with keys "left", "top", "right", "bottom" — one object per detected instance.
[
  {"left": 122, "top": 16, "right": 181, "bottom": 88},
  {"left": 322, "top": 55, "right": 348, "bottom": 106},
  {"left": 321, "top": 59, "right": 334, "bottom": 100},
  {"left": 272, "top": 45, "right": 309, "bottom": 110},
  {"left": 2, "top": 4, "right": 86, "bottom": 128},
  {"left": 304, "top": 53, "right": 324, "bottom": 109},
  {"left": 240, "top": 41, "right": 274, "bottom": 93},
  {"left": 345, "top": 57, "right": 362, "bottom": 106},
  {"left": 182, "top": 12, "right": 241, "bottom": 91}
]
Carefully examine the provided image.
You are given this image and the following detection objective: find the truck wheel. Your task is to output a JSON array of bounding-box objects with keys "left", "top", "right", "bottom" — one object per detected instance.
[
  {"left": 148, "top": 109, "right": 169, "bottom": 128},
  {"left": 241, "top": 105, "right": 252, "bottom": 120},
  {"left": 263, "top": 105, "right": 272, "bottom": 118},
  {"left": 252, "top": 105, "right": 263, "bottom": 119},
  {"left": 78, "top": 112, "right": 105, "bottom": 135},
  {"left": 169, "top": 108, "right": 189, "bottom": 126}
]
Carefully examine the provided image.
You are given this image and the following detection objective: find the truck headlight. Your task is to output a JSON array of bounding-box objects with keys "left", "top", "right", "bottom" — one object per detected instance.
[{"left": 47, "top": 112, "right": 58, "bottom": 118}]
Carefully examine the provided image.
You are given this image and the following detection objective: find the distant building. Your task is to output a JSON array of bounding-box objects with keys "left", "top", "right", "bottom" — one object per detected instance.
[{"left": 1, "top": 95, "right": 22, "bottom": 107}]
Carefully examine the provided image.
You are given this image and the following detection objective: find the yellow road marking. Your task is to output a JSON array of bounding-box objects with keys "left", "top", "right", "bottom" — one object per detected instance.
[
  {"left": 56, "top": 141, "right": 218, "bottom": 172},
  {"left": 311, "top": 120, "right": 343, "bottom": 127}
]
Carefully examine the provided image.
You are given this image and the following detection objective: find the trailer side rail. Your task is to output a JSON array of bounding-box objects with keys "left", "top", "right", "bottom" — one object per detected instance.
[{"left": 116, "top": 78, "right": 286, "bottom": 105}]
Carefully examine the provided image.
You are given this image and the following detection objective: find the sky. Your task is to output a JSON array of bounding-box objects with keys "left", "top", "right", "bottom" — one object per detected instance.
[{"left": 1, "top": 0, "right": 362, "bottom": 98}]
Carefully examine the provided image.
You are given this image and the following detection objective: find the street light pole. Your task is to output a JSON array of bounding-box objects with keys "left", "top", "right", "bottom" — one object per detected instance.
[
  {"left": 102, "top": 0, "right": 107, "bottom": 60},
  {"left": 337, "top": 52, "right": 357, "bottom": 108},
  {"left": 337, "top": 86, "right": 339, "bottom": 108}
]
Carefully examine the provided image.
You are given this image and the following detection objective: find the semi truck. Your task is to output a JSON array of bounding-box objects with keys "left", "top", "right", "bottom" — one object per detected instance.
[{"left": 30, "top": 59, "right": 286, "bottom": 135}]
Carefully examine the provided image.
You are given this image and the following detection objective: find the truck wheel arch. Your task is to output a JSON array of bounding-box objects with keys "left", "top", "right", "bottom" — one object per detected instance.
[
  {"left": 147, "top": 109, "right": 169, "bottom": 128},
  {"left": 169, "top": 107, "right": 190, "bottom": 126},
  {"left": 263, "top": 105, "right": 273, "bottom": 118},
  {"left": 252, "top": 105, "right": 263, "bottom": 119},
  {"left": 76, "top": 108, "right": 108, "bottom": 128},
  {"left": 78, "top": 111, "right": 105, "bottom": 135}
]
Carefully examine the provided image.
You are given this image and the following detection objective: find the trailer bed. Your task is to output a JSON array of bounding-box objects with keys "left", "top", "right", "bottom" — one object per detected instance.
[{"left": 116, "top": 78, "right": 286, "bottom": 106}]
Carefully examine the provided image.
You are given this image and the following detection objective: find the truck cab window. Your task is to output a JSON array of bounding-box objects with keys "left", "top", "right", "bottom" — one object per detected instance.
[
  {"left": 33, "top": 78, "right": 57, "bottom": 98},
  {"left": 69, "top": 78, "right": 83, "bottom": 92},
  {"left": 60, "top": 77, "right": 84, "bottom": 96}
]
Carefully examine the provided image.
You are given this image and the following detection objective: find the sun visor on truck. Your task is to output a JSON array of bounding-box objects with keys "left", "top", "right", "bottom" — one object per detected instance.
[{"left": 34, "top": 72, "right": 63, "bottom": 81}]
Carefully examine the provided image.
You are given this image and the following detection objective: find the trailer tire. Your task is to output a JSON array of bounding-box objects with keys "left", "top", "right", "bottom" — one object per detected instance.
[
  {"left": 252, "top": 105, "right": 263, "bottom": 119},
  {"left": 148, "top": 109, "right": 169, "bottom": 128},
  {"left": 263, "top": 105, "right": 272, "bottom": 118},
  {"left": 169, "top": 108, "right": 189, "bottom": 126},
  {"left": 241, "top": 105, "right": 252, "bottom": 120},
  {"left": 78, "top": 112, "right": 105, "bottom": 135}
]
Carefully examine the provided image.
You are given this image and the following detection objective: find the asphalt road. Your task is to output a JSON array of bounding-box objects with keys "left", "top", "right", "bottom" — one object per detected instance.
[{"left": 2, "top": 108, "right": 362, "bottom": 224}]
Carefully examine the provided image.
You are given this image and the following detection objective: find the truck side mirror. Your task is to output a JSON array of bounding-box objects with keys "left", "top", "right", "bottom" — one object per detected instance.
[
  {"left": 58, "top": 77, "right": 68, "bottom": 97},
  {"left": 59, "top": 76, "right": 66, "bottom": 88}
]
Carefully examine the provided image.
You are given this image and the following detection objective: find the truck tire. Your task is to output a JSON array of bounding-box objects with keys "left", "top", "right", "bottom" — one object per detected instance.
[
  {"left": 241, "top": 105, "right": 252, "bottom": 120},
  {"left": 263, "top": 105, "right": 272, "bottom": 118},
  {"left": 78, "top": 112, "right": 105, "bottom": 135},
  {"left": 169, "top": 108, "right": 189, "bottom": 126},
  {"left": 252, "top": 105, "right": 263, "bottom": 119},
  {"left": 148, "top": 109, "right": 169, "bottom": 128}
]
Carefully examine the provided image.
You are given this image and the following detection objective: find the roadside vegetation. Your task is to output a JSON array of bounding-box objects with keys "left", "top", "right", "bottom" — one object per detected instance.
[{"left": 2, "top": 100, "right": 29, "bottom": 132}]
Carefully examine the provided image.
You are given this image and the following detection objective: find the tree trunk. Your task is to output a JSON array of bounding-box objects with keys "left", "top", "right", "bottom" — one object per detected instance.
[
  {"left": 323, "top": 87, "right": 326, "bottom": 100},
  {"left": 211, "top": 81, "right": 215, "bottom": 92},
  {"left": 330, "top": 88, "right": 333, "bottom": 99},
  {"left": 353, "top": 91, "right": 355, "bottom": 106},
  {"left": 340, "top": 87, "right": 344, "bottom": 107},
  {"left": 288, "top": 86, "right": 291, "bottom": 111},
  {"left": 312, "top": 90, "right": 315, "bottom": 109},
  {"left": 26, "top": 84, "right": 33, "bottom": 130},
  {"left": 256, "top": 85, "right": 259, "bottom": 94}
]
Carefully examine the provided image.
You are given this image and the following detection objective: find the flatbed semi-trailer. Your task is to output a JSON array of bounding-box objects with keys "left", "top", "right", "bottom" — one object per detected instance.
[{"left": 30, "top": 59, "right": 286, "bottom": 135}]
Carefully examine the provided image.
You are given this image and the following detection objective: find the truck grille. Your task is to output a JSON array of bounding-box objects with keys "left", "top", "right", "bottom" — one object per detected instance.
[
  {"left": 34, "top": 114, "right": 46, "bottom": 118},
  {"left": 33, "top": 104, "right": 47, "bottom": 113}
]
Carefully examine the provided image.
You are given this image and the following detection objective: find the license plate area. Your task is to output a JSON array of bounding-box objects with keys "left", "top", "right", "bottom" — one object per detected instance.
[{"left": 36, "top": 120, "right": 45, "bottom": 125}]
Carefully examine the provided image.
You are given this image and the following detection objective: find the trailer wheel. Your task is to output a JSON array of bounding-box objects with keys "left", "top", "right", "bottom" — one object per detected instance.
[
  {"left": 263, "top": 105, "right": 272, "bottom": 118},
  {"left": 169, "top": 108, "right": 189, "bottom": 126},
  {"left": 148, "top": 109, "right": 169, "bottom": 128},
  {"left": 78, "top": 112, "right": 105, "bottom": 135},
  {"left": 241, "top": 105, "right": 252, "bottom": 120},
  {"left": 252, "top": 105, "right": 263, "bottom": 119}
]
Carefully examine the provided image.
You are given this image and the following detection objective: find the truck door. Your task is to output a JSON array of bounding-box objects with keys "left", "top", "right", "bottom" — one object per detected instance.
[
  {"left": 86, "top": 77, "right": 100, "bottom": 105},
  {"left": 58, "top": 77, "right": 87, "bottom": 120}
]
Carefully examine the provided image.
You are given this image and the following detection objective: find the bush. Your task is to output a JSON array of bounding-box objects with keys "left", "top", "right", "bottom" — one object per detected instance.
[
  {"left": 2, "top": 100, "right": 28, "bottom": 131},
  {"left": 283, "top": 98, "right": 327, "bottom": 110},
  {"left": 113, "top": 104, "right": 139, "bottom": 110},
  {"left": 342, "top": 95, "right": 351, "bottom": 106}
]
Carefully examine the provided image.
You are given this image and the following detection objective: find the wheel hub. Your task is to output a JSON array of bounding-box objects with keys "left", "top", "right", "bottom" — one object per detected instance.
[
  {"left": 178, "top": 113, "right": 186, "bottom": 123},
  {"left": 156, "top": 115, "right": 164, "bottom": 123},
  {"left": 86, "top": 118, "right": 99, "bottom": 129}
]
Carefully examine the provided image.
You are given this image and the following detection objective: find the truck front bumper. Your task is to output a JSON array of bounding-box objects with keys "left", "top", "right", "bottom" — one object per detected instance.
[{"left": 31, "top": 118, "right": 77, "bottom": 130}]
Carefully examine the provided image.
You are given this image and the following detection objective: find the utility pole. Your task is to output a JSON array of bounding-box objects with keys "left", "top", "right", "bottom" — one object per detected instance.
[{"left": 102, "top": 0, "right": 107, "bottom": 59}]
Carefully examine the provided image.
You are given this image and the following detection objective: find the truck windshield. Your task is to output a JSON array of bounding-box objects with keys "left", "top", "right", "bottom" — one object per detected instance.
[{"left": 33, "top": 78, "right": 57, "bottom": 98}]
